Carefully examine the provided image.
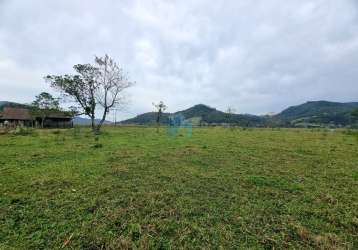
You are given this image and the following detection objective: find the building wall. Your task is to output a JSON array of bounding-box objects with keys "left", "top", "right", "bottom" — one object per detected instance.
[
  {"left": 0, "top": 119, "right": 72, "bottom": 128},
  {"left": 0, "top": 119, "right": 33, "bottom": 128},
  {"left": 42, "top": 118, "right": 73, "bottom": 128}
]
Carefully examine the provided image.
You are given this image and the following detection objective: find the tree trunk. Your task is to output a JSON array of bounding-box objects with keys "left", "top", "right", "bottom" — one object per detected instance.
[
  {"left": 156, "top": 111, "right": 161, "bottom": 133},
  {"left": 91, "top": 115, "right": 95, "bottom": 132},
  {"left": 96, "top": 108, "right": 108, "bottom": 133}
]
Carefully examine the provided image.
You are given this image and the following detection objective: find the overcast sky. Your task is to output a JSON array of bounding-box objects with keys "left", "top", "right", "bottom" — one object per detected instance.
[{"left": 1, "top": 0, "right": 358, "bottom": 120}]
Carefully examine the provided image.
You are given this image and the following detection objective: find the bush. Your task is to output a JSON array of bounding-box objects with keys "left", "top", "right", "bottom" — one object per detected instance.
[
  {"left": 72, "top": 126, "right": 81, "bottom": 138},
  {"left": 92, "top": 135, "right": 103, "bottom": 148},
  {"left": 14, "top": 127, "right": 35, "bottom": 136},
  {"left": 92, "top": 143, "right": 103, "bottom": 148}
]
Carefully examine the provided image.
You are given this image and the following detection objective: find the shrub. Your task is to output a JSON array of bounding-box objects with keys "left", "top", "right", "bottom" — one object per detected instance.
[
  {"left": 92, "top": 143, "right": 103, "bottom": 148},
  {"left": 72, "top": 126, "right": 81, "bottom": 138},
  {"left": 14, "top": 127, "right": 35, "bottom": 136},
  {"left": 52, "top": 130, "right": 61, "bottom": 135}
]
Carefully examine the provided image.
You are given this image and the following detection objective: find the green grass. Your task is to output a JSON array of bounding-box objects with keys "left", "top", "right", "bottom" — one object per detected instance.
[{"left": 0, "top": 127, "right": 357, "bottom": 249}]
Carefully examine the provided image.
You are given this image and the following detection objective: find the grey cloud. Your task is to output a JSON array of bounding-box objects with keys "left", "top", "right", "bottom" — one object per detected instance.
[{"left": 0, "top": 0, "right": 358, "bottom": 120}]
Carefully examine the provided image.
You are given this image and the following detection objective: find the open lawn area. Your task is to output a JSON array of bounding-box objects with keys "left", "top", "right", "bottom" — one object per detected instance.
[{"left": 0, "top": 127, "right": 357, "bottom": 249}]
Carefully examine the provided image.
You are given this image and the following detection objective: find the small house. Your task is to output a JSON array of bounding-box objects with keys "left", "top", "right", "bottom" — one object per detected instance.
[
  {"left": 37, "top": 111, "right": 73, "bottom": 128},
  {"left": 0, "top": 107, "right": 73, "bottom": 128},
  {"left": 0, "top": 107, "right": 33, "bottom": 127}
]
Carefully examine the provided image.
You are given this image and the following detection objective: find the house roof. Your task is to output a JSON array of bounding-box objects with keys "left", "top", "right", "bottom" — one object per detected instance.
[
  {"left": 0, "top": 107, "right": 73, "bottom": 120},
  {"left": 0, "top": 107, "right": 32, "bottom": 120},
  {"left": 46, "top": 112, "right": 72, "bottom": 119}
]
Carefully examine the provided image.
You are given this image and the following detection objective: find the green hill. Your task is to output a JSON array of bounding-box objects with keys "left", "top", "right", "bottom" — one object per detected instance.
[
  {"left": 183, "top": 104, "right": 267, "bottom": 126},
  {"left": 121, "top": 101, "right": 358, "bottom": 127},
  {"left": 275, "top": 101, "right": 358, "bottom": 127},
  {"left": 121, "top": 104, "right": 267, "bottom": 127},
  {"left": 120, "top": 112, "right": 171, "bottom": 125}
]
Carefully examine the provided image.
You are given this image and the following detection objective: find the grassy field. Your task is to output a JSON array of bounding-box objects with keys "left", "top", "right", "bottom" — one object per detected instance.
[{"left": 0, "top": 127, "right": 357, "bottom": 249}]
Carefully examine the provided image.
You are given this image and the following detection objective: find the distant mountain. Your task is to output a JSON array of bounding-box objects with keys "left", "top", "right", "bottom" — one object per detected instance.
[
  {"left": 180, "top": 104, "right": 267, "bottom": 126},
  {"left": 73, "top": 117, "right": 112, "bottom": 125},
  {"left": 121, "top": 101, "right": 358, "bottom": 127},
  {"left": 0, "top": 101, "right": 27, "bottom": 111},
  {"left": 178, "top": 104, "right": 217, "bottom": 118},
  {"left": 121, "top": 104, "right": 267, "bottom": 127},
  {"left": 274, "top": 101, "right": 358, "bottom": 127},
  {"left": 119, "top": 112, "right": 170, "bottom": 125}
]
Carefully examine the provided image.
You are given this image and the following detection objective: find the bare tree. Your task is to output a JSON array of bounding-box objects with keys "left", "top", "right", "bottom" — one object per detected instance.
[
  {"left": 225, "top": 106, "right": 236, "bottom": 130},
  {"left": 153, "top": 101, "right": 167, "bottom": 133},
  {"left": 46, "top": 55, "right": 134, "bottom": 133},
  {"left": 94, "top": 55, "right": 134, "bottom": 132}
]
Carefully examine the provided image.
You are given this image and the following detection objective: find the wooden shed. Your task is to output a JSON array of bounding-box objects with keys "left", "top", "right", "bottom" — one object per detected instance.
[
  {"left": 0, "top": 107, "right": 73, "bottom": 128},
  {"left": 0, "top": 107, "right": 33, "bottom": 127}
]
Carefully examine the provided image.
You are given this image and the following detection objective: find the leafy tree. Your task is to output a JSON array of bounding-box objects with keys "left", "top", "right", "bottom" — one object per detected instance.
[
  {"left": 46, "top": 55, "right": 134, "bottom": 133},
  {"left": 46, "top": 64, "right": 98, "bottom": 130},
  {"left": 153, "top": 101, "right": 167, "bottom": 133},
  {"left": 31, "top": 92, "right": 60, "bottom": 128}
]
